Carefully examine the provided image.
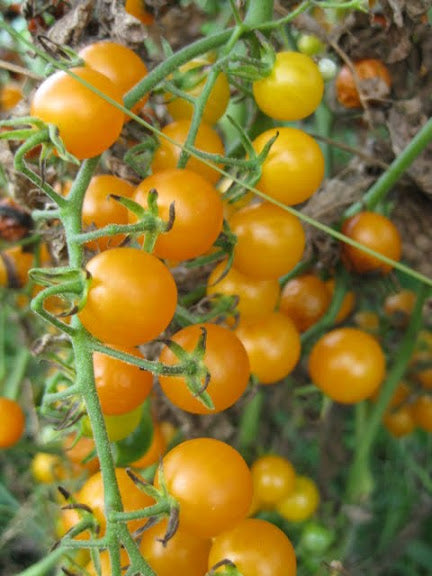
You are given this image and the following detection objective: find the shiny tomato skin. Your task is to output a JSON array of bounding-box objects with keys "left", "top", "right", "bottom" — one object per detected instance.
[
  {"left": 139, "top": 518, "right": 212, "bottom": 576},
  {"left": 252, "top": 127, "right": 324, "bottom": 206},
  {"left": 79, "top": 41, "right": 148, "bottom": 116},
  {"left": 155, "top": 438, "right": 253, "bottom": 538},
  {"left": 0, "top": 397, "right": 25, "bottom": 448},
  {"left": 132, "top": 169, "right": 224, "bottom": 261},
  {"left": 78, "top": 247, "right": 177, "bottom": 346},
  {"left": 276, "top": 475, "right": 320, "bottom": 522},
  {"left": 324, "top": 278, "right": 356, "bottom": 324},
  {"left": 229, "top": 202, "right": 305, "bottom": 280},
  {"left": 206, "top": 260, "right": 280, "bottom": 321},
  {"left": 165, "top": 59, "right": 230, "bottom": 124},
  {"left": 93, "top": 346, "right": 153, "bottom": 415},
  {"left": 308, "top": 327, "right": 386, "bottom": 404},
  {"left": 336, "top": 59, "right": 392, "bottom": 109},
  {"left": 253, "top": 51, "right": 324, "bottom": 121},
  {"left": 82, "top": 175, "right": 135, "bottom": 251},
  {"left": 235, "top": 312, "right": 301, "bottom": 384},
  {"left": 159, "top": 323, "right": 250, "bottom": 414},
  {"left": 341, "top": 211, "right": 402, "bottom": 274},
  {"left": 125, "top": 0, "right": 155, "bottom": 24},
  {"left": 151, "top": 120, "right": 225, "bottom": 184},
  {"left": 30, "top": 67, "right": 124, "bottom": 159},
  {"left": 251, "top": 454, "right": 296, "bottom": 508},
  {"left": 383, "top": 404, "right": 415, "bottom": 438},
  {"left": 208, "top": 518, "right": 297, "bottom": 576},
  {"left": 280, "top": 274, "right": 331, "bottom": 332}
]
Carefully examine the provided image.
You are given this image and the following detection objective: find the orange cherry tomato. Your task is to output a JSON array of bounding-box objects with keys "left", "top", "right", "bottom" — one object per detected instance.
[
  {"left": 353, "top": 310, "right": 380, "bottom": 333},
  {"left": 139, "top": 518, "right": 212, "bottom": 576},
  {"left": 165, "top": 58, "right": 230, "bottom": 124},
  {"left": 412, "top": 395, "right": 432, "bottom": 432},
  {"left": 159, "top": 323, "right": 250, "bottom": 414},
  {"left": 125, "top": 0, "right": 155, "bottom": 25},
  {"left": 384, "top": 290, "right": 416, "bottom": 321},
  {"left": 78, "top": 247, "right": 177, "bottom": 347},
  {"left": 276, "top": 475, "right": 320, "bottom": 522},
  {"left": 208, "top": 518, "right": 297, "bottom": 576},
  {"left": 63, "top": 434, "right": 99, "bottom": 474},
  {"left": 324, "top": 278, "right": 356, "bottom": 324},
  {"left": 151, "top": 119, "right": 225, "bottom": 184},
  {"left": 308, "top": 327, "right": 386, "bottom": 404},
  {"left": 132, "top": 169, "right": 224, "bottom": 261},
  {"left": 252, "top": 127, "right": 324, "bottom": 206},
  {"left": 336, "top": 59, "right": 392, "bottom": 109},
  {"left": 0, "top": 397, "right": 25, "bottom": 448},
  {"left": 79, "top": 41, "right": 148, "bottom": 118},
  {"left": 206, "top": 260, "right": 280, "bottom": 321},
  {"left": 82, "top": 174, "right": 135, "bottom": 251},
  {"left": 251, "top": 455, "right": 296, "bottom": 509},
  {"left": 85, "top": 548, "right": 130, "bottom": 575},
  {"left": 341, "top": 211, "right": 402, "bottom": 274},
  {"left": 235, "top": 312, "right": 301, "bottom": 385},
  {"left": 93, "top": 346, "right": 153, "bottom": 415},
  {"left": 383, "top": 404, "right": 415, "bottom": 438},
  {"left": 0, "top": 246, "right": 33, "bottom": 288},
  {"left": 229, "top": 202, "right": 305, "bottom": 280},
  {"left": 31, "top": 67, "right": 124, "bottom": 159},
  {"left": 131, "top": 422, "right": 166, "bottom": 468},
  {"left": 280, "top": 274, "right": 331, "bottom": 332},
  {"left": 0, "top": 83, "right": 22, "bottom": 111},
  {"left": 253, "top": 51, "right": 324, "bottom": 121},
  {"left": 155, "top": 438, "right": 253, "bottom": 538}
]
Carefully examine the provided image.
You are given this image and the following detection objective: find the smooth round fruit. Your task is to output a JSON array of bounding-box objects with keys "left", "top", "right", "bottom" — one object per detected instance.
[
  {"left": 0, "top": 397, "right": 25, "bottom": 448},
  {"left": 308, "top": 327, "right": 386, "bottom": 404},
  {"left": 78, "top": 247, "right": 177, "bottom": 346},
  {"left": 165, "top": 59, "right": 230, "bottom": 124},
  {"left": 79, "top": 468, "right": 154, "bottom": 535},
  {"left": 383, "top": 404, "right": 415, "bottom": 438},
  {"left": 341, "top": 212, "right": 402, "bottom": 274},
  {"left": 132, "top": 169, "right": 224, "bottom": 260},
  {"left": 125, "top": 0, "right": 154, "bottom": 24},
  {"left": 155, "top": 438, "right": 253, "bottom": 538},
  {"left": 0, "top": 246, "right": 33, "bottom": 288},
  {"left": 208, "top": 518, "right": 297, "bottom": 576},
  {"left": 253, "top": 51, "right": 324, "bottom": 121},
  {"left": 206, "top": 260, "right": 280, "bottom": 321},
  {"left": 31, "top": 452, "right": 65, "bottom": 483},
  {"left": 131, "top": 422, "right": 166, "bottom": 468},
  {"left": 159, "top": 323, "right": 250, "bottom": 414},
  {"left": 252, "top": 127, "right": 324, "bottom": 206},
  {"left": 276, "top": 475, "right": 320, "bottom": 522},
  {"left": 0, "top": 83, "right": 22, "bottom": 111},
  {"left": 384, "top": 290, "right": 416, "bottom": 320},
  {"left": 151, "top": 120, "right": 225, "bottom": 184},
  {"left": 300, "top": 522, "right": 334, "bottom": 555},
  {"left": 104, "top": 404, "right": 142, "bottom": 442},
  {"left": 30, "top": 67, "right": 124, "bottom": 159},
  {"left": 79, "top": 41, "right": 148, "bottom": 117},
  {"left": 82, "top": 175, "right": 135, "bottom": 251},
  {"left": 63, "top": 434, "right": 99, "bottom": 473},
  {"left": 140, "top": 518, "right": 212, "bottom": 576},
  {"left": 229, "top": 202, "right": 305, "bottom": 280},
  {"left": 235, "top": 312, "right": 301, "bottom": 384},
  {"left": 280, "top": 275, "right": 331, "bottom": 332},
  {"left": 336, "top": 59, "right": 392, "bottom": 109},
  {"left": 412, "top": 395, "right": 432, "bottom": 432},
  {"left": 93, "top": 347, "right": 153, "bottom": 415},
  {"left": 251, "top": 455, "right": 296, "bottom": 508},
  {"left": 324, "top": 279, "right": 356, "bottom": 324}
]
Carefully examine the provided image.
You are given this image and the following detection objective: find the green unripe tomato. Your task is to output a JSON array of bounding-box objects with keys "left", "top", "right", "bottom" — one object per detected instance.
[
  {"left": 300, "top": 521, "right": 334, "bottom": 555},
  {"left": 297, "top": 34, "right": 325, "bottom": 56}
]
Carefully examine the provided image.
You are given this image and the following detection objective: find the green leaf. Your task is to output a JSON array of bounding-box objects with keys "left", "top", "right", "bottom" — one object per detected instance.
[{"left": 112, "top": 400, "right": 154, "bottom": 467}]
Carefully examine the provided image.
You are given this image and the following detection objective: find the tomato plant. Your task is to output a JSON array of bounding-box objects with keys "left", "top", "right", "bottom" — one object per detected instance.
[
  {"left": 78, "top": 247, "right": 177, "bottom": 346},
  {"left": 276, "top": 475, "right": 320, "bottom": 522},
  {"left": 30, "top": 67, "right": 125, "bottom": 159},
  {"left": 81, "top": 174, "right": 135, "bottom": 251},
  {"left": 151, "top": 119, "right": 225, "bottom": 184},
  {"left": 131, "top": 421, "right": 166, "bottom": 468},
  {"left": 253, "top": 51, "right": 324, "bottom": 121},
  {"left": 103, "top": 403, "right": 142, "bottom": 442},
  {"left": 208, "top": 518, "right": 297, "bottom": 576},
  {"left": 251, "top": 454, "right": 296, "bottom": 508},
  {"left": 155, "top": 438, "right": 253, "bottom": 538},
  {"left": 252, "top": 127, "right": 325, "bottom": 206},
  {"left": 324, "top": 278, "right": 356, "bottom": 324},
  {"left": 412, "top": 395, "right": 432, "bottom": 432},
  {"left": 0, "top": 397, "right": 25, "bottom": 448},
  {"left": 308, "top": 327, "right": 386, "bottom": 403},
  {"left": 336, "top": 58, "right": 392, "bottom": 109},
  {"left": 159, "top": 323, "right": 250, "bottom": 413},
  {"left": 229, "top": 202, "right": 305, "bottom": 280},
  {"left": 341, "top": 211, "right": 402, "bottom": 274},
  {"left": 132, "top": 169, "right": 224, "bottom": 260},
  {"left": 235, "top": 312, "right": 301, "bottom": 384}
]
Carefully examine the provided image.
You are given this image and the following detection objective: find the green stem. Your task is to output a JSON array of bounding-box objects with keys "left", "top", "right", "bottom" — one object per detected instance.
[
  {"left": 344, "top": 117, "right": 432, "bottom": 218},
  {"left": 314, "top": 102, "right": 333, "bottom": 178},
  {"left": 15, "top": 546, "right": 68, "bottom": 576},
  {"left": 237, "top": 388, "right": 264, "bottom": 459},
  {"left": 3, "top": 348, "right": 30, "bottom": 401},
  {"left": 347, "top": 283, "right": 430, "bottom": 502},
  {"left": 244, "top": 0, "right": 274, "bottom": 26}
]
